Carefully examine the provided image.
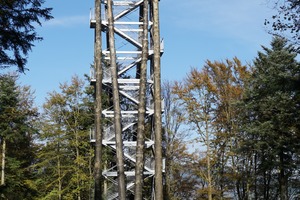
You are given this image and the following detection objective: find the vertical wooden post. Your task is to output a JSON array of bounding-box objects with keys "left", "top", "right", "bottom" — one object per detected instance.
[
  {"left": 134, "top": 0, "right": 149, "bottom": 199},
  {"left": 94, "top": 0, "right": 103, "bottom": 199},
  {"left": 152, "top": 0, "right": 163, "bottom": 199},
  {"left": 107, "top": 0, "right": 126, "bottom": 199}
]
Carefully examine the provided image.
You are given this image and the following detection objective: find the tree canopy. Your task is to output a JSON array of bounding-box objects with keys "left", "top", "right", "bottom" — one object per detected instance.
[
  {"left": 0, "top": 0, "right": 52, "bottom": 72},
  {"left": 0, "top": 74, "right": 39, "bottom": 199},
  {"left": 267, "top": 0, "right": 300, "bottom": 51},
  {"left": 241, "top": 36, "right": 300, "bottom": 199}
]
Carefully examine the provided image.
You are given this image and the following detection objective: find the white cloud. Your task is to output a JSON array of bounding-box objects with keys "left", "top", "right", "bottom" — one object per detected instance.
[{"left": 44, "top": 15, "right": 89, "bottom": 27}]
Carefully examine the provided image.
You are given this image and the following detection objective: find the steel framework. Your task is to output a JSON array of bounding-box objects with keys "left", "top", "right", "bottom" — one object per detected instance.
[{"left": 90, "top": 0, "right": 163, "bottom": 199}]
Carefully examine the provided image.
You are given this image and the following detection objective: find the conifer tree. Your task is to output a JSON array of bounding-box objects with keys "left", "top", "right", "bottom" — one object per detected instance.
[
  {"left": 0, "top": 0, "right": 52, "bottom": 72},
  {"left": 0, "top": 74, "right": 39, "bottom": 199},
  {"left": 241, "top": 37, "right": 300, "bottom": 199}
]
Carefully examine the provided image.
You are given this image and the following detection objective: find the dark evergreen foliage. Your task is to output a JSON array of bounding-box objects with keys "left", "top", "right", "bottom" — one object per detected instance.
[
  {"left": 0, "top": 74, "right": 39, "bottom": 199},
  {"left": 0, "top": 0, "right": 52, "bottom": 72},
  {"left": 241, "top": 37, "right": 300, "bottom": 199}
]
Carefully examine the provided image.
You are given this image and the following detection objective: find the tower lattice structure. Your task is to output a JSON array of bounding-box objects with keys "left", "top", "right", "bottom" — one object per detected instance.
[{"left": 90, "top": 0, "right": 163, "bottom": 199}]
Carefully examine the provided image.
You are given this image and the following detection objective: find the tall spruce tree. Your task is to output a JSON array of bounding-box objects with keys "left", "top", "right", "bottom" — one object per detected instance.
[
  {"left": 0, "top": 74, "right": 39, "bottom": 199},
  {"left": 241, "top": 37, "right": 300, "bottom": 200}
]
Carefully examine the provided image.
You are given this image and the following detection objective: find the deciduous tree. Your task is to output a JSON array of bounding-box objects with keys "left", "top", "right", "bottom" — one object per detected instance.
[
  {"left": 266, "top": 0, "right": 300, "bottom": 51},
  {"left": 205, "top": 58, "right": 251, "bottom": 199},
  {"left": 162, "top": 81, "right": 199, "bottom": 200},
  {"left": 173, "top": 58, "right": 251, "bottom": 199},
  {"left": 35, "top": 76, "right": 94, "bottom": 199},
  {"left": 174, "top": 68, "right": 217, "bottom": 200}
]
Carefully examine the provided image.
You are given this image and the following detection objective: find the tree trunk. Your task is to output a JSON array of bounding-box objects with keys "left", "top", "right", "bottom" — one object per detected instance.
[
  {"left": 89, "top": 150, "right": 93, "bottom": 200},
  {"left": 1, "top": 139, "right": 6, "bottom": 186},
  {"left": 279, "top": 151, "right": 288, "bottom": 200},
  {"left": 162, "top": 81, "right": 186, "bottom": 200},
  {"left": 107, "top": 0, "right": 126, "bottom": 199},
  {"left": 254, "top": 153, "right": 258, "bottom": 200},
  {"left": 94, "top": 0, "right": 104, "bottom": 199},
  {"left": 57, "top": 151, "right": 62, "bottom": 200},
  {"left": 205, "top": 113, "right": 213, "bottom": 200},
  {"left": 152, "top": 0, "right": 163, "bottom": 199},
  {"left": 76, "top": 144, "right": 81, "bottom": 200},
  {"left": 245, "top": 154, "right": 254, "bottom": 200},
  {"left": 134, "top": 0, "right": 149, "bottom": 199}
]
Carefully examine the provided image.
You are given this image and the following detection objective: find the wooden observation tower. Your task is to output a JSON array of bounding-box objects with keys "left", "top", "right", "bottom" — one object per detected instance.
[{"left": 90, "top": 0, "right": 163, "bottom": 199}]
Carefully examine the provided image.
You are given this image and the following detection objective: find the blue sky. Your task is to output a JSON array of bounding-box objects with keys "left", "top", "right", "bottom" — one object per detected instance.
[{"left": 17, "top": 0, "right": 275, "bottom": 107}]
